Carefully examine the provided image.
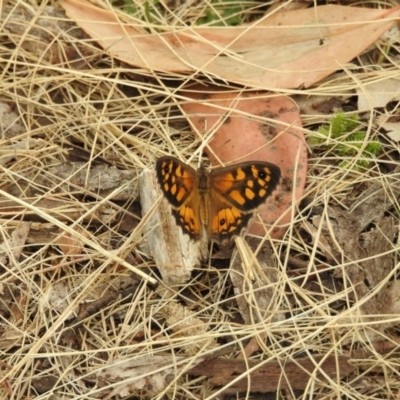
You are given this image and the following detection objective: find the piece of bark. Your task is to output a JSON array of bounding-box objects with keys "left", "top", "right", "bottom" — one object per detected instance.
[
  {"left": 322, "top": 212, "right": 396, "bottom": 299},
  {"left": 2, "top": 4, "right": 88, "bottom": 66},
  {"left": 349, "top": 338, "right": 400, "bottom": 360},
  {"left": 0, "top": 198, "right": 109, "bottom": 224},
  {"left": 158, "top": 292, "right": 218, "bottom": 356},
  {"left": 0, "top": 222, "right": 31, "bottom": 265},
  {"left": 1, "top": 162, "right": 139, "bottom": 201},
  {"left": 85, "top": 354, "right": 205, "bottom": 398},
  {"left": 229, "top": 237, "right": 285, "bottom": 358},
  {"left": 337, "top": 164, "right": 400, "bottom": 234},
  {"left": 139, "top": 169, "right": 208, "bottom": 286},
  {"left": 188, "top": 354, "right": 355, "bottom": 392},
  {"left": 230, "top": 237, "right": 282, "bottom": 325},
  {"left": 32, "top": 376, "right": 59, "bottom": 395},
  {"left": 307, "top": 166, "right": 400, "bottom": 339}
]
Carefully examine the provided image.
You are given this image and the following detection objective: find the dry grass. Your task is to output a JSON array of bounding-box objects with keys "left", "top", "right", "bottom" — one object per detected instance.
[{"left": 1, "top": 0, "right": 400, "bottom": 399}]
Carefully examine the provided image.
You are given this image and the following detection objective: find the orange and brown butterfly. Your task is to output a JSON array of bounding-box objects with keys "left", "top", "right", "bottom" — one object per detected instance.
[{"left": 155, "top": 156, "right": 281, "bottom": 243}]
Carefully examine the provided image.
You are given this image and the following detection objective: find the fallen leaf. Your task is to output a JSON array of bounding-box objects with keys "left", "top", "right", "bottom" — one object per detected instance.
[
  {"left": 358, "top": 77, "right": 400, "bottom": 110},
  {"left": 93, "top": 355, "right": 204, "bottom": 397},
  {"left": 0, "top": 223, "right": 31, "bottom": 265},
  {"left": 48, "top": 282, "right": 71, "bottom": 313},
  {"left": 55, "top": 227, "right": 89, "bottom": 257},
  {"left": 385, "top": 124, "right": 400, "bottom": 141},
  {"left": 61, "top": 0, "right": 400, "bottom": 89},
  {"left": 377, "top": 114, "right": 400, "bottom": 141},
  {"left": 182, "top": 89, "right": 306, "bottom": 239}
]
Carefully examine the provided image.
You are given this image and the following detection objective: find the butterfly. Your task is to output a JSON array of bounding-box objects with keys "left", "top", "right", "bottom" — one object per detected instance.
[{"left": 155, "top": 156, "right": 281, "bottom": 243}]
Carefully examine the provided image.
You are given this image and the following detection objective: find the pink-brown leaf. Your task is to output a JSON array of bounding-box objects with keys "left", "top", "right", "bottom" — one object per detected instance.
[
  {"left": 182, "top": 89, "right": 306, "bottom": 239},
  {"left": 61, "top": 0, "right": 400, "bottom": 89}
]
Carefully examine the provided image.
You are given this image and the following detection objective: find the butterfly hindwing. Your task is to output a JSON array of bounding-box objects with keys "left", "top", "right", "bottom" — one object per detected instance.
[
  {"left": 171, "top": 201, "right": 202, "bottom": 240},
  {"left": 209, "top": 196, "right": 253, "bottom": 243}
]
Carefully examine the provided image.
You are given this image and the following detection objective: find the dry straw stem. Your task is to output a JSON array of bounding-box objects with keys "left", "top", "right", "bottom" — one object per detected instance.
[{"left": 1, "top": 0, "right": 400, "bottom": 399}]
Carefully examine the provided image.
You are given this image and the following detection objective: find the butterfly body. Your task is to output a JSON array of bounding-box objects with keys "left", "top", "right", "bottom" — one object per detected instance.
[{"left": 156, "top": 156, "right": 281, "bottom": 243}]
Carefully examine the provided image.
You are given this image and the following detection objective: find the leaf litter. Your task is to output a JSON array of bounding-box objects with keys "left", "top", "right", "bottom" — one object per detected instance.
[{"left": 1, "top": 0, "right": 400, "bottom": 399}]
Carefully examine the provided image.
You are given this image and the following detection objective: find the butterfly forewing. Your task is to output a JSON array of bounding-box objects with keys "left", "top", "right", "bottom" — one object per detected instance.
[
  {"left": 209, "top": 161, "right": 281, "bottom": 211},
  {"left": 156, "top": 156, "right": 197, "bottom": 208},
  {"left": 156, "top": 156, "right": 203, "bottom": 239}
]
